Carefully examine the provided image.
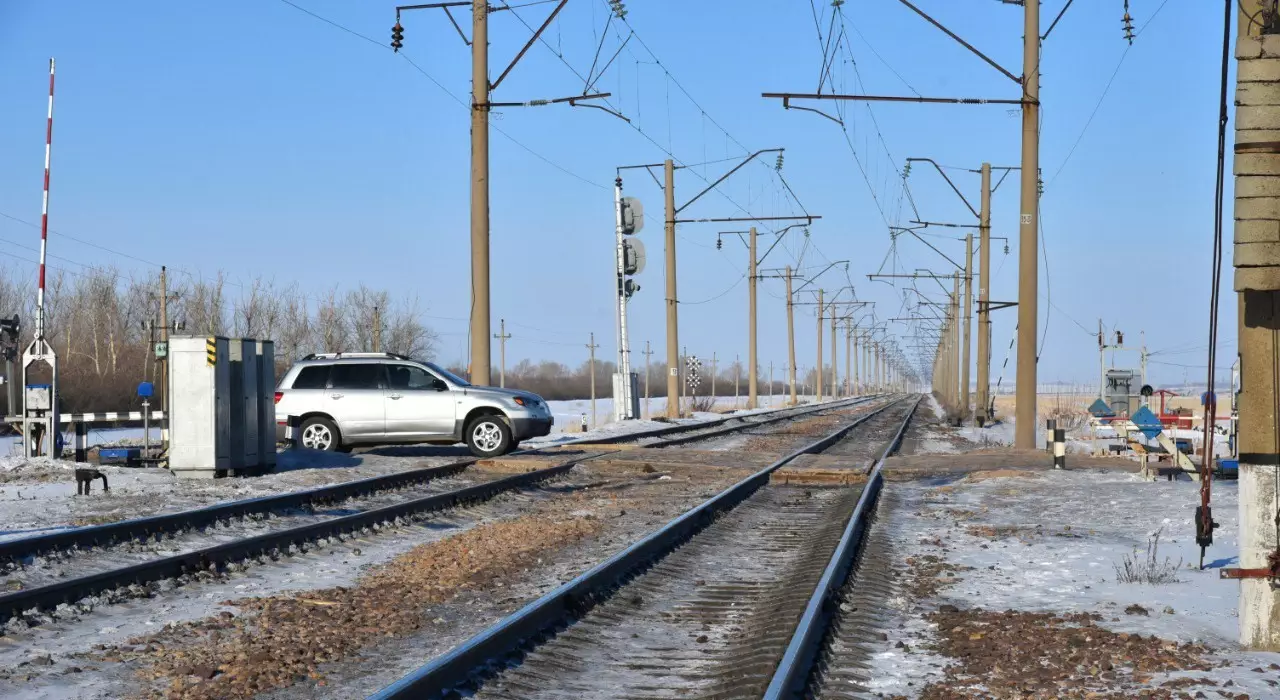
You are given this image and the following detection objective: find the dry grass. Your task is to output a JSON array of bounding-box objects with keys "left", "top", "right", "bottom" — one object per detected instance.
[
  {"left": 110, "top": 514, "right": 602, "bottom": 699},
  {"left": 1114, "top": 528, "right": 1182, "bottom": 585},
  {"left": 688, "top": 395, "right": 717, "bottom": 413},
  {"left": 919, "top": 608, "right": 1215, "bottom": 699}
]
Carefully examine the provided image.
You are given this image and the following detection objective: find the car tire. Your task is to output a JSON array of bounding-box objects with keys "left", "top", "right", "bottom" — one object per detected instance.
[
  {"left": 299, "top": 417, "right": 341, "bottom": 452},
  {"left": 466, "top": 415, "right": 512, "bottom": 458}
]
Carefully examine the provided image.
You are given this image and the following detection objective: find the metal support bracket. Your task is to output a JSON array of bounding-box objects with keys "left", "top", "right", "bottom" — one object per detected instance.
[
  {"left": 978, "top": 300, "right": 1018, "bottom": 312},
  {"left": 1222, "top": 550, "right": 1280, "bottom": 580}
]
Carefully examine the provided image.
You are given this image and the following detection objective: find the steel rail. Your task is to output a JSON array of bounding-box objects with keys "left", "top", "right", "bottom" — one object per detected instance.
[
  {"left": 0, "top": 455, "right": 589, "bottom": 625},
  {"left": 647, "top": 394, "right": 878, "bottom": 447},
  {"left": 0, "top": 396, "right": 879, "bottom": 624},
  {"left": 763, "top": 394, "right": 923, "bottom": 699},
  {"left": 0, "top": 396, "right": 874, "bottom": 566},
  {"left": 369, "top": 396, "right": 909, "bottom": 700}
]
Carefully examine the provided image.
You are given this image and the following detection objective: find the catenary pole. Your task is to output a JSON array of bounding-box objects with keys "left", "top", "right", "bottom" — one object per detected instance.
[
  {"left": 976, "top": 163, "right": 993, "bottom": 425},
  {"left": 468, "top": 0, "right": 492, "bottom": 385},
  {"left": 1013, "top": 0, "right": 1041, "bottom": 448},
  {"left": 748, "top": 227, "right": 758, "bottom": 408},
  {"left": 786, "top": 266, "right": 797, "bottom": 404},
  {"left": 665, "top": 159, "right": 680, "bottom": 417}
]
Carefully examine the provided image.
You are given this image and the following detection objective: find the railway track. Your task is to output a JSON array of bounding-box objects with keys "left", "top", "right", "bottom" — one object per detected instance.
[
  {"left": 373, "top": 395, "right": 920, "bottom": 700},
  {"left": 0, "top": 395, "right": 881, "bottom": 629},
  {"left": 0, "top": 395, "right": 874, "bottom": 571}
]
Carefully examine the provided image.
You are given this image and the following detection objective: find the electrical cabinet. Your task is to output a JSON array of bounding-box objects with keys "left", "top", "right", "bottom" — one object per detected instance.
[{"left": 168, "top": 335, "right": 275, "bottom": 478}]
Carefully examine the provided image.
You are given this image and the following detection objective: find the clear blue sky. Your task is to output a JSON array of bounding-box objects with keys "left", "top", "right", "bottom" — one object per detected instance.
[{"left": 0, "top": 0, "right": 1233, "bottom": 388}]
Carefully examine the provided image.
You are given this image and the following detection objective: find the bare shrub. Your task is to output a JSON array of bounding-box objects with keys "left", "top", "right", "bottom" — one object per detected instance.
[
  {"left": 689, "top": 395, "right": 717, "bottom": 413},
  {"left": 1047, "top": 391, "right": 1089, "bottom": 432},
  {"left": 0, "top": 264, "right": 439, "bottom": 413},
  {"left": 1113, "top": 528, "right": 1182, "bottom": 584}
]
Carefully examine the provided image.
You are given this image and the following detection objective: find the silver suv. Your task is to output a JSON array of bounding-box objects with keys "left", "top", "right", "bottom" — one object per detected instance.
[{"left": 274, "top": 353, "right": 553, "bottom": 458}]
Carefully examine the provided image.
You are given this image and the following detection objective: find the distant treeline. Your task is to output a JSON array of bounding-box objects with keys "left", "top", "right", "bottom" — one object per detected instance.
[
  {"left": 0, "top": 266, "right": 433, "bottom": 414},
  {"left": 446, "top": 358, "right": 844, "bottom": 403},
  {"left": 0, "top": 264, "right": 848, "bottom": 412}
]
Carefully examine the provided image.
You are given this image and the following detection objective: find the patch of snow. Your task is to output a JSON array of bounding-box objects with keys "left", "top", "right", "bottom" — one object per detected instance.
[{"left": 871, "top": 469, "right": 1280, "bottom": 696}]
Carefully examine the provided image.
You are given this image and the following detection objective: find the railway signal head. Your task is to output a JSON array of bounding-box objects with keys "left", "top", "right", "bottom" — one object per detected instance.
[
  {"left": 391, "top": 22, "right": 404, "bottom": 52},
  {"left": 622, "top": 238, "right": 646, "bottom": 275},
  {"left": 619, "top": 197, "right": 644, "bottom": 235},
  {"left": 0, "top": 314, "right": 19, "bottom": 341}
]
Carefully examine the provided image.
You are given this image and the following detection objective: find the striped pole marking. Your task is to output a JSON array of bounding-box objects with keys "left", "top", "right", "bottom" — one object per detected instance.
[
  {"left": 35, "top": 58, "right": 56, "bottom": 342},
  {"left": 60, "top": 411, "right": 165, "bottom": 423},
  {"left": 206, "top": 337, "right": 217, "bottom": 366},
  {"left": 1053, "top": 428, "right": 1066, "bottom": 469}
]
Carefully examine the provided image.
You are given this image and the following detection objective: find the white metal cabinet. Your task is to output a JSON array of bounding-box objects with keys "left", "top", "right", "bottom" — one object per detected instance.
[{"left": 168, "top": 336, "right": 231, "bottom": 478}]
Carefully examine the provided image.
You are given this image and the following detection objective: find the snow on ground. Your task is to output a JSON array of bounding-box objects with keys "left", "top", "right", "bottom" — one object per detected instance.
[
  {"left": 865, "top": 468, "right": 1280, "bottom": 697},
  {"left": 0, "top": 396, "right": 843, "bottom": 538},
  {"left": 544, "top": 394, "right": 819, "bottom": 434}
]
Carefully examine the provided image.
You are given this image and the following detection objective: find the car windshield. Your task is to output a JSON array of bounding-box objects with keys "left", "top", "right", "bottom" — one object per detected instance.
[{"left": 427, "top": 362, "right": 471, "bottom": 387}]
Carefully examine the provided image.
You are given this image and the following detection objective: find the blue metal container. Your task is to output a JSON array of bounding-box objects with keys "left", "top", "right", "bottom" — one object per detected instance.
[{"left": 98, "top": 447, "right": 140, "bottom": 464}]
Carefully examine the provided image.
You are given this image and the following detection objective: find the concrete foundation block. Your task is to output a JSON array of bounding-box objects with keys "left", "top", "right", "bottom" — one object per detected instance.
[
  {"left": 1238, "top": 82, "right": 1280, "bottom": 107},
  {"left": 1237, "top": 128, "right": 1280, "bottom": 145},
  {"left": 1236, "top": 218, "right": 1280, "bottom": 243},
  {"left": 1237, "top": 177, "right": 1280, "bottom": 200},
  {"left": 1236, "top": 153, "right": 1280, "bottom": 177},
  {"left": 1238, "top": 105, "right": 1280, "bottom": 131},
  {"left": 1235, "top": 196, "right": 1280, "bottom": 219},
  {"left": 1236, "top": 240, "right": 1280, "bottom": 266},
  {"left": 1239, "top": 36, "right": 1264, "bottom": 60},
  {"left": 1238, "top": 57, "right": 1280, "bottom": 83},
  {"left": 169, "top": 468, "right": 218, "bottom": 480},
  {"left": 1235, "top": 265, "right": 1280, "bottom": 291},
  {"left": 1239, "top": 464, "right": 1280, "bottom": 650}
]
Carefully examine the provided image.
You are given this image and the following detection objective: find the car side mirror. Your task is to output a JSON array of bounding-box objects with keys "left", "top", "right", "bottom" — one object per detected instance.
[{"left": 434, "top": 380, "right": 448, "bottom": 392}]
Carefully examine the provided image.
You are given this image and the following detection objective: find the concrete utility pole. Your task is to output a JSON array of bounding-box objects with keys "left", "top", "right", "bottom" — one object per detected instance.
[
  {"left": 469, "top": 0, "right": 492, "bottom": 386},
  {"left": 1097, "top": 319, "right": 1107, "bottom": 399},
  {"left": 711, "top": 352, "right": 718, "bottom": 400},
  {"left": 1234, "top": 0, "right": 1280, "bottom": 650},
  {"left": 159, "top": 265, "right": 170, "bottom": 442},
  {"left": 586, "top": 332, "right": 598, "bottom": 427},
  {"left": 748, "top": 227, "right": 758, "bottom": 408},
  {"left": 976, "top": 163, "right": 993, "bottom": 426},
  {"left": 952, "top": 273, "right": 962, "bottom": 415},
  {"left": 664, "top": 159, "right": 680, "bottom": 418},
  {"left": 962, "top": 234, "right": 973, "bottom": 418},
  {"left": 1013, "top": 0, "right": 1041, "bottom": 449},
  {"left": 493, "top": 319, "right": 510, "bottom": 388},
  {"left": 816, "top": 288, "right": 824, "bottom": 402},
  {"left": 642, "top": 340, "right": 653, "bottom": 418},
  {"left": 394, "top": 2, "right": 606, "bottom": 385},
  {"left": 830, "top": 312, "right": 838, "bottom": 398},
  {"left": 786, "top": 266, "right": 797, "bottom": 404},
  {"left": 863, "top": 340, "right": 870, "bottom": 394},
  {"left": 844, "top": 323, "right": 852, "bottom": 397},
  {"left": 852, "top": 328, "right": 860, "bottom": 395},
  {"left": 1140, "top": 331, "right": 1148, "bottom": 395},
  {"left": 876, "top": 343, "right": 884, "bottom": 392}
]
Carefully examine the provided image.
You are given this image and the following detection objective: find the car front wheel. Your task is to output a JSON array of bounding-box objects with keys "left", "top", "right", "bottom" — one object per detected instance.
[
  {"left": 299, "top": 417, "right": 341, "bottom": 452},
  {"left": 466, "top": 415, "right": 512, "bottom": 458}
]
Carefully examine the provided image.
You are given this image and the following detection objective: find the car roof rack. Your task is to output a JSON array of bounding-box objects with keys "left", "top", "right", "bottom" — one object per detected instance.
[{"left": 300, "top": 352, "right": 413, "bottom": 361}]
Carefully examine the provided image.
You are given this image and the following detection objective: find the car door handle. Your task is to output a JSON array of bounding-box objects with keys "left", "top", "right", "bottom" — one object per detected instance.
[
  {"left": 330, "top": 393, "right": 344, "bottom": 400},
  {"left": 388, "top": 393, "right": 403, "bottom": 400}
]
